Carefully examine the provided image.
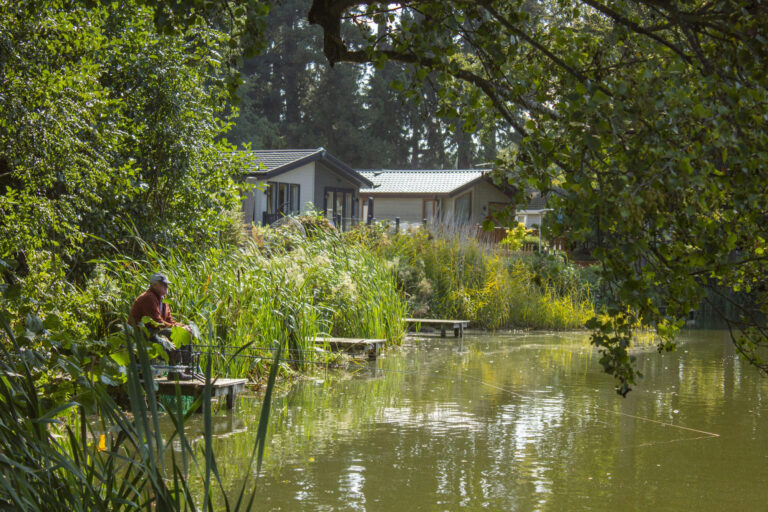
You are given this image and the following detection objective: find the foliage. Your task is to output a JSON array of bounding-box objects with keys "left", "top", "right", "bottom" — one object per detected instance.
[
  {"left": 499, "top": 222, "right": 533, "bottom": 251},
  {"left": 303, "top": 0, "right": 768, "bottom": 393},
  {"left": 352, "top": 224, "right": 594, "bottom": 330},
  {"left": 0, "top": 0, "right": 260, "bottom": 281},
  {"left": 0, "top": 313, "right": 278, "bottom": 511},
  {"left": 0, "top": 0, "right": 271, "bottom": 397}
]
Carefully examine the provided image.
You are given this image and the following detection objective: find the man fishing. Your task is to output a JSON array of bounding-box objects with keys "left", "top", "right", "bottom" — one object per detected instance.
[{"left": 130, "top": 272, "right": 195, "bottom": 368}]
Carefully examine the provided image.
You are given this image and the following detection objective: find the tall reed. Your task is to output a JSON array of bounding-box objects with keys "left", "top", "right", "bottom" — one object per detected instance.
[
  {"left": 353, "top": 224, "right": 594, "bottom": 330},
  {"left": 92, "top": 222, "right": 406, "bottom": 379},
  {"left": 0, "top": 312, "right": 278, "bottom": 511}
]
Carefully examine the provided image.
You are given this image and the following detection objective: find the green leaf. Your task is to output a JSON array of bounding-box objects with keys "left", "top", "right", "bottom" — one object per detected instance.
[
  {"left": 43, "top": 314, "right": 61, "bottom": 330},
  {"left": 110, "top": 350, "right": 131, "bottom": 367},
  {"left": 26, "top": 314, "right": 43, "bottom": 334},
  {"left": 170, "top": 326, "right": 191, "bottom": 347},
  {"left": 151, "top": 343, "right": 169, "bottom": 363},
  {"left": 693, "top": 103, "right": 710, "bottom": 118},
  {"left": 591, "top": 89, "right": 610, "bottom": 105}
]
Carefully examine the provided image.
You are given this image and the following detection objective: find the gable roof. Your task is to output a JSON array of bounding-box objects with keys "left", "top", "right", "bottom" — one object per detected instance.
[
  {"left": 245, "top": 148, "right": 373, "bottom": 188},
  {"left": 518, "top": 194, "right": 548, "bottom": 211},
  {"left": 359, "top": 169, "right": 487, "bottom": 196},
  {"left": 516, "top": 188, "right": 564, "bottom": 212}
]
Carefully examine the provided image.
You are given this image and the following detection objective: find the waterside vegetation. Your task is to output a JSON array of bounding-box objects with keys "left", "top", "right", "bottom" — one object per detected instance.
[{"left": 351, "top": 223, "right": 596, "bottom": 331}]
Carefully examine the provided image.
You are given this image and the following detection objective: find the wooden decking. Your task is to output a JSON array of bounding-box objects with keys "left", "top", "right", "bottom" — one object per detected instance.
[
  {"left": 152, "top": 377, "right": 248, "bottom": 410},
  {"left": 314, "top": 337, "right": 386, "bottom": 360},
  {"left": 404, "top": 318, "right": 469, "bottom": 337}
]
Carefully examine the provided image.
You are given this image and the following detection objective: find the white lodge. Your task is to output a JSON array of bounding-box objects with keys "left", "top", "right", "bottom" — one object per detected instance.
[
  {"left": 357, "top": 169, "right": 516, "bottom": 227},
  {"left": 241, "top": 150, "right": 552, "bottom": 231},
  {"left": 241, "top": 148, "right": 373, "bottom": 230}
]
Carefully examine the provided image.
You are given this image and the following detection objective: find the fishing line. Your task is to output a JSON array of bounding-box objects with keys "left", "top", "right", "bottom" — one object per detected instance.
[
  {"left": 456, "top": 363, "right": 720, "bottom": 446},
  {"left": 618, "top": 434, "right": 716, "bottom": 450},
  {"left": 592, "top": 406, "right": 720, "bottom": 438},
  {"left": 191, "top": 340, "right": 721, "bottom": 446}
]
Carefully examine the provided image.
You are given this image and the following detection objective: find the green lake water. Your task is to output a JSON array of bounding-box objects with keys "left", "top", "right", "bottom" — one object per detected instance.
[{"left": 179, "top": 330, "right": 768, "bottom": 511}]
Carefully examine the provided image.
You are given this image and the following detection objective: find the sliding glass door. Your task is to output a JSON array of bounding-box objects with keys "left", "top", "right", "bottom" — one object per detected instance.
[{"left": 324, "top": 188, "right": 355, "bottom": 230}]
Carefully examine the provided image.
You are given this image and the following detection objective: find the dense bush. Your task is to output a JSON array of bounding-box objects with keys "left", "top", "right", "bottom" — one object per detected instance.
[{"left": 0, "top": 0, "right": 258, "bottom": 282}]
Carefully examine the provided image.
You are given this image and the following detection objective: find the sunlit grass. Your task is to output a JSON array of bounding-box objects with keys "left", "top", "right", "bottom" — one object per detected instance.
[
  {"left": 94, "top": 223, "right": 407, "bottom": 380},
  {"left": 350, "top": 224, "right": 594, "bottom": 331}
]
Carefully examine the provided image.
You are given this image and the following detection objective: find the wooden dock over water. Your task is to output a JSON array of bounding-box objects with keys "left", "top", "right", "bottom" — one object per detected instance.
[
  {"left": 152, "top": 377, "right": 248, "bottom": 410},
  {"left": 404, "top": 318, "right": 469, "bottom": 337},
  {"left": 314, "top": 337, "right": 386, "bottom": 360}
]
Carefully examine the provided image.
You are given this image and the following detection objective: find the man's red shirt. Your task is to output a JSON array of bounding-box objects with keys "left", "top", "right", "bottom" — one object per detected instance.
[{"left": 130, "top": 288, "right": 179, "bottom": 328}]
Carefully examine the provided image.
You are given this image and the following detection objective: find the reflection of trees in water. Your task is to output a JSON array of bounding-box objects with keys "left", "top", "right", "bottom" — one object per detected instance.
[
  {"left": 692, "top": 287, "right": 764, "bottom": 330},
  {"left": 176, "top": 361, "right": 408, "bottom": 498},
  {"left": 178, "top": 332, "right": 768, "bottom": 509}
]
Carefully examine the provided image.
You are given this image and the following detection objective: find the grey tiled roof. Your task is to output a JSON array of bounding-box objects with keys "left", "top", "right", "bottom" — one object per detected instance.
[
  {"left": 359, "top": 169, "right": 485, "bottom": 194},
  {"left": 517, "top": 190, "right": 554, "bottom": 211},
  {"left": 243, "top": 148, "right": 373, "bottom": 187},
  {"left": 246, "top": 149, "right": 323, "bottom": 173},
  {"left": 520, "top": 194, "right": 547, "bottom": 210}
]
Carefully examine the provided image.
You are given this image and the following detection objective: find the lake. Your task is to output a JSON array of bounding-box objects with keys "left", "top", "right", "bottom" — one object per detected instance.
[{"left": 180, "top": 330, "right": 768, "bottom": 511}]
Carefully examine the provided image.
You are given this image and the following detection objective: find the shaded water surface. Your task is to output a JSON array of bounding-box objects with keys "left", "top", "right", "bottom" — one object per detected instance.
[{"left": 182, "top": 331, "right": 768, "bottom": 510}]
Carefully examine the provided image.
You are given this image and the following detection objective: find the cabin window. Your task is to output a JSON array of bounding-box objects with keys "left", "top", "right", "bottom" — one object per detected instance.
[
  {"left": 423, "top": 199, "right": 440, "bottom": 223},
  {"left": 266, "top": 182, "right": 300, "bottom": 215},
  {"left": 324, "top": 187, "right": 355, "bottom": 229},
  {"left": 454, "top": 191, "right": 472, "bottom": 224}
]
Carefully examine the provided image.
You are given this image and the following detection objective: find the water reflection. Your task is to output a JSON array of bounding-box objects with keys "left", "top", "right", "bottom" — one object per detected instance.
[{"left": 177, "top": 330, "right": 768, "bottom": 510}]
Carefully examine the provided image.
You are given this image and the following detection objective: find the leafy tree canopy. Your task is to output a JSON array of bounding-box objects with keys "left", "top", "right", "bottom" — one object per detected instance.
[
  {"left": 0, "top": 0, "right": 266, "bottom": 275},
  {"left": 303, "top": 0, "right": 768, "bottom": 393},
  {"left": 227, "top": 0, "right": 509, "bottom": 169}
]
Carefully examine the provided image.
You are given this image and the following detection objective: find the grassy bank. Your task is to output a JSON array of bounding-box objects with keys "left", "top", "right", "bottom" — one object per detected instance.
[
  {"left": 349, "top": 224, "right": 595, "bottom": 330},
  {"left": 94, "top": 219, "right": 407, "bottom": 380},
  {"left": 0, "top": 216, "right": 407, "bottom": 509}
]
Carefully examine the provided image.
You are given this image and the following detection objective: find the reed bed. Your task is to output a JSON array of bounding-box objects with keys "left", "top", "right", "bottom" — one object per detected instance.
[
  {"left": 94, "top": 222, "right": 406, "bottom": 380},
  {"left": 0, "top": 314, "right": 278, "bottom": 511},
  {"left": 350, "top": 224, "right": 594, "bottom": 330}
]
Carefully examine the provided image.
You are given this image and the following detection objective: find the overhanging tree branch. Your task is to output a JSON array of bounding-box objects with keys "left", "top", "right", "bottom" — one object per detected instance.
[
  {"left": 577, "top": 0, "right": 693, "bottom": 64},
  {"left": 338, "top": 47, "right": 529, "bottom": 136}
]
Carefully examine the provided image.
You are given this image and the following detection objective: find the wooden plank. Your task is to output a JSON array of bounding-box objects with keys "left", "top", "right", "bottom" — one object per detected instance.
[
  {"left": 404, "top": 318, "right": 469, "bottom": 324},
  {"left": 314, "top": 337, "right": 386, "bottom": 346},
  {"left": 403, "top": 318, "right": 468, "bottom": 337},
  {"left": 314, "top": 337, "right": 386, "bottom": 360},
  {"left": 151, "top": 377, "right": 248, "bottom": 410}
]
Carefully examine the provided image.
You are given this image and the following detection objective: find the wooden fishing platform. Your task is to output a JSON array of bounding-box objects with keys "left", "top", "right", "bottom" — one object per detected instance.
[
  {"left": 404, "top": 318, "right": 469, "bottom": 338},
  {"left": 314, "top": 337, "right": 386, "bottom": 360},
  {"left": 152, "top": 377, "right": 248, "bottom": 410}
]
